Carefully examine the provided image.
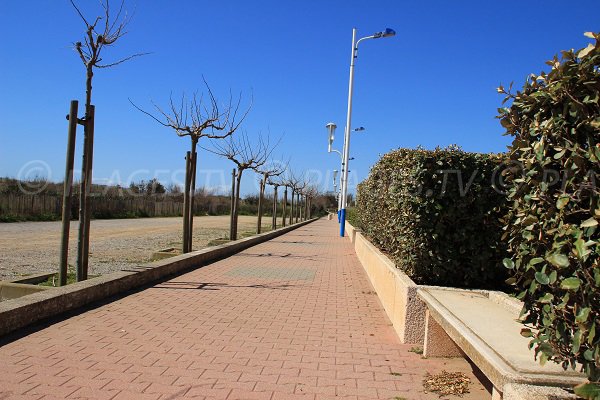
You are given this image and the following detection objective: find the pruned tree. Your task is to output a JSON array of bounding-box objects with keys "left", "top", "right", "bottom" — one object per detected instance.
[
  {"left": 131, "top": 80, "right": 250, "bottom": 253},
  {"left": 303, "top": 185, "right": 319, "bottom": 220},
  {"left": 62, "top": 0, "right": 146, "bottom": 284},
  {"left": 254, "top": 157, "right": 286, "bottom": 234},
  {"left": 206, "top": 132, "right": 272, "bottom": 240},
  {"left": 294, "top": 177, "right": 308, "bottom": 223},
  {"left": 283, "top": 170, "right": 301, "bottom": 226},
  {"left": 267, "top": 172, "right": 286, "bottom": 230}
]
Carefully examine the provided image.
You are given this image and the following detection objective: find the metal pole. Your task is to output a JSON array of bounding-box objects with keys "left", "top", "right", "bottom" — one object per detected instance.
[
  {"left": 340, "top": 28, "right": 357, "bottom": 237},
  {"left": 59, "top": 100, "right": 79, "bottom": 286},
  {"left": 230, "top": 168, "right": 236, "bottom": 240},
  {"left": 338, "top": 158, "right": 343, "bottom": 221}
]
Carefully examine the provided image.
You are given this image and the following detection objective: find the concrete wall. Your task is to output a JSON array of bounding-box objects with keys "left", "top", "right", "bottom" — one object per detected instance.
[
  {"left": 0, "top": 282, "right": 52, "bottom": 302},
  {"left": 344, "top": 221, "right": 360, "bottom": 243},
  {"left": 0, "top": 218, "right": 317, "bottom": 338},
  {"left": 350, "top": 226, "right": 425, "bottom": 344}
]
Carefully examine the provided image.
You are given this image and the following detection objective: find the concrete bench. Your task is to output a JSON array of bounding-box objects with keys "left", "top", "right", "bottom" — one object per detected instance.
[{"left": 418, "top": 287, "right": 584, "bottom": 400}]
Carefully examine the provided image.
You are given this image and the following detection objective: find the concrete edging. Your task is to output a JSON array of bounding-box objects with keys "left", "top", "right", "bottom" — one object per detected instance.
[
  {"left": 348, "top": 222, "right": 425, "bottom": 344},
  {"left": 0, "top": 218, "right": 318, "bottom": 338}
]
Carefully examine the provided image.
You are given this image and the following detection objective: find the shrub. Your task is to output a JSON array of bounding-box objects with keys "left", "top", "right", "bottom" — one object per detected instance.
[
  {"left": 498, "top": 33, "right": 600, "bottom": 395},
  {"left": 346, "top": 207, "right": 360, "bottom": 227},
  {"left": 357, "top": 146, "right": 508, "bottom": 289}
]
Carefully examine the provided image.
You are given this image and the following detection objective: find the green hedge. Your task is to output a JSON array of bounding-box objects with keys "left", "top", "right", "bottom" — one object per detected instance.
[
  {"left": 356, "top": 146, "right": 508, "bottom": 289},
  {"left": 498, "top": 33, "right": 600, "bottom": 395}
]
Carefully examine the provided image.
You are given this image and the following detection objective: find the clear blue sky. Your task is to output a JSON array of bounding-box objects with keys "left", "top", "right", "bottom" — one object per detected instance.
[{"left": 0, "top": 1, "right": 598, "bottom": 195}]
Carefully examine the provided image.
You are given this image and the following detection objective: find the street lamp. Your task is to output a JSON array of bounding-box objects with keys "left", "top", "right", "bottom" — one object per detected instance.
[
  {"left": 326, "top": 123, "right": 366, "bottom": 222},
  {"left": 326, "top": 122, "right": 337, "bottom": 153},
  {"left": 332, "top": 169, "right": 338, "bottom": 215},
  {"left": 339, "top": 27, "right": 395, "bottom": 237}
]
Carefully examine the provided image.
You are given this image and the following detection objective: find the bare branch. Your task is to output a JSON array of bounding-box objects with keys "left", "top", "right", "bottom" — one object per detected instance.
[
  {"left": 133, "top": 82, "right": 251, "bottom": 145},
  {"left": 96, "top": 52, "right": 150, "bottom": 68}
]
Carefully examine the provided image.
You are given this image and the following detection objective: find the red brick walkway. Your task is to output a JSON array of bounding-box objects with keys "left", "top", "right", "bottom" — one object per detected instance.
[{"left": 0, "top": 219, "right": 488, "bottom": 399}]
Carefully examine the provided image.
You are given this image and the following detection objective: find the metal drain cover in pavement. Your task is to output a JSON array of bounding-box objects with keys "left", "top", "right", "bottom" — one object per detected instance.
[{"left": 226, "top": 266, "right": 316, "bottom": 281}]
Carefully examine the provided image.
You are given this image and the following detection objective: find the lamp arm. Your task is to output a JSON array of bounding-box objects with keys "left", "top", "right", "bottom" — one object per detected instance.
[
  {"left": 354, "top": 35, "right": 376, "bottom": 58},
  {"left": 329, "top": 148, "right": 342, "bottom": 158}
]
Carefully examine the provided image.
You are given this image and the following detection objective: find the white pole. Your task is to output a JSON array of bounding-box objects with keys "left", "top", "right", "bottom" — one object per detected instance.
[
  {"left": 337, "top": 157, "right": 343, "bottom": 219},
  {"left": 340, "top": 28, "right": 357, "bottom": 237}
]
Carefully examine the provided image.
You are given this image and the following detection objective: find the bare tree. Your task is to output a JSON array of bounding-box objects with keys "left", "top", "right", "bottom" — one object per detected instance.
[
  {"left": 283, "top": 170, "right": 301, "bottom": 226},
  {"left": 267, "top": 172, "right": 286, "bottom": 230},
  {"left": 131, "top": 80, "right": 250, "bottom": 253},
  {"left": 254, "top": 157, "right": 286, "bottom": 234},
  {"left": 206, "top": 132, "right": 272, "bottom": 240},
  {"left": 303, "top": 185, "right": 319, "bottom": 220},
  {"left": 295, "top": 179, "right": 308, "bottom": 223},
  {"left": 64, "top": 0, "right": 146, "bottom": 283}
]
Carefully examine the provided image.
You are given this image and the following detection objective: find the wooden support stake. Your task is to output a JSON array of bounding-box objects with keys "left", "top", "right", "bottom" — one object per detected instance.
[
  {"left": 230, "top": 169, "right": 236, "bottom": 240},
  {"left": 272, "top": 185, "right": 278, "bottom": 230},
  {"left": 81, "top": 105, "right": 95, "bottom": 280},
  {"left": 188, "top": 145, "right": 197, "bottom": 251},
  {"left": 59, "top": 100, "right": 79, "bottom": 286},
  {"left": 282, "top": 187, "right": 287, "bottom": 228},
  {"left": 182, "top": 151, "right": 192, "bottom": 253},
  {"left": 76, "top": 104, "right": 95, "bottom": 281}
]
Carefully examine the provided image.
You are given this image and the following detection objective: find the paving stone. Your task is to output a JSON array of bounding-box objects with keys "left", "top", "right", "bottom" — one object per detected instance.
[{"left": 0, "top": 220, "right": 488, "bottom": 399}]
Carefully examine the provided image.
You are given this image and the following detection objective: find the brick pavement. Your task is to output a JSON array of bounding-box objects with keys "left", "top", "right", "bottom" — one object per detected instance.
[{"left": 0, "top": 219, "right": 490, "bottom": 399}]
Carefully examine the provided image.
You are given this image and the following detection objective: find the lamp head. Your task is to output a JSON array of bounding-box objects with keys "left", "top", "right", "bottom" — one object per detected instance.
[
  {"left": 326, "top": 122, "right": 337, "bottom": 147},
  {"left": 373, "top": 28, "right": 396, "bottom": 39}
]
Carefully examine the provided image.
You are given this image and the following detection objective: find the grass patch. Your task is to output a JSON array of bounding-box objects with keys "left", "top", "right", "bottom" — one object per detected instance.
[
  {"left": 38, "top": 267, "right": 97, "bottom": 286},
  {"left": 0, "top": 213, "right": 60, "bottom": 223},
  {"left": 409, "top": 346, "right": 423, "bottom": 355}
]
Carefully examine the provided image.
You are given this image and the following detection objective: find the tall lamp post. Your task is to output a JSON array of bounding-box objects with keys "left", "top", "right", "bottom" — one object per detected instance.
[
  {"left": 326, "top": 122, "right": 342, "bottom": 220},
  {"left": 339, "top": 27, "right": 395, "bottom": 237},
  {"left": 327, "top": 123, "right": 365, "bottom": 222},
  {"left": 332, "top": 169, "right": 338, "bottom": 216}
]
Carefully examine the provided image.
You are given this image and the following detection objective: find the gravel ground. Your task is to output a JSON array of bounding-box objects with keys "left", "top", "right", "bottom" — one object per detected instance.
[{"left": 0, "top": 215, "right": 274, "bottom": 281}]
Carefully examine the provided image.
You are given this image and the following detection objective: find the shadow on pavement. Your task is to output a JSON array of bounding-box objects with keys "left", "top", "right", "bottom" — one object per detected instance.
[{"left": 152, "top": 281, "right": 300, "bottom": 291}]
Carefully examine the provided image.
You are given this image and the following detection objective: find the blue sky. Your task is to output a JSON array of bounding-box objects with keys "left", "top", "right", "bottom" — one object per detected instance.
[{"left": 0, "top": 1, "right": 598, "bottom": 195}]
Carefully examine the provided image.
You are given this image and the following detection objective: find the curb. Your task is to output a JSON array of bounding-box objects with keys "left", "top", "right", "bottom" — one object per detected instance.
[{"left": 0, "top": 218, "right": 319, "bottom": 338}]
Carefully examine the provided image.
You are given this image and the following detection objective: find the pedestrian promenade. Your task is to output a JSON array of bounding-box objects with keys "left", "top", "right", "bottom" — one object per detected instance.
[{"left": 0, "top": 219, "right": 488, "bottom": 399}]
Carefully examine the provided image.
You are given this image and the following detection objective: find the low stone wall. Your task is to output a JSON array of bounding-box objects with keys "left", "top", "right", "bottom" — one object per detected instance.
[
  {"left": 344, "top": 221, "right": 360, "bottom": 243},
  {"left": 0, "top": 282, "right": 52, "bottom": 302},
  {"left": 351, "top": 225, "right": 425, "bottom": 344},
  {"left": 0, "top": 218, "right": 318, "bottom": 338}
]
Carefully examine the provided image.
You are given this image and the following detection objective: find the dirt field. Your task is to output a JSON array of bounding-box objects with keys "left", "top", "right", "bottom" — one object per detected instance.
[{"left": 0, "top": 216, "right": 274, "bottom": 281}]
